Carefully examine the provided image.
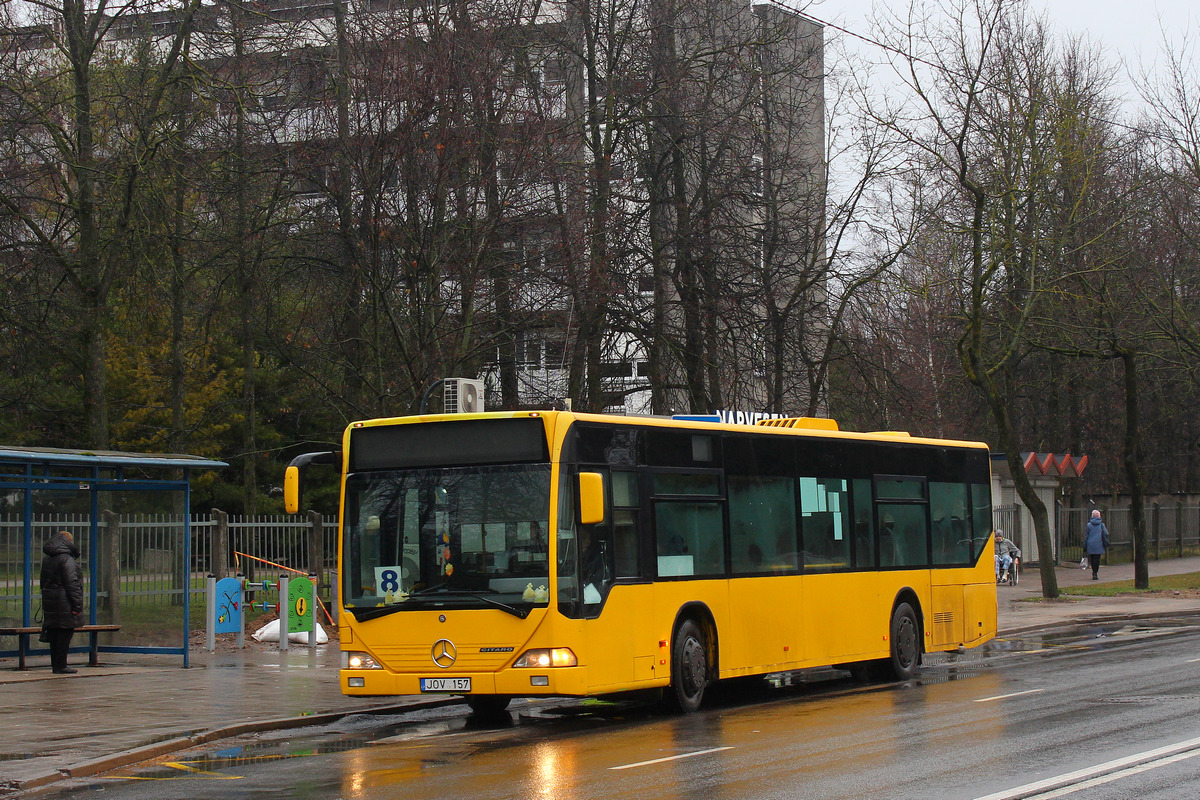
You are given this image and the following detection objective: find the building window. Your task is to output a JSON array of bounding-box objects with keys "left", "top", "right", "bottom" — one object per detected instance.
[
  {"left": 544, "top": 339, "right": 566, "bottom": 370},
  {"left": 599, "top": 362, "right": 633, "bottom": 379},
  {"left": 515, "top": 333, "right": 540, "bottom": 367}
]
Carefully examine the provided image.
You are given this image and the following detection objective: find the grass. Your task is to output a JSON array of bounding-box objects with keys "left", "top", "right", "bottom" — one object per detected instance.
[
  {"left": 1061, "top": 546, "right": 1200, "bottom": 566},
  {"left": 1061, "top": 571, "right": 1200, "bottom": 597},
  {"left": 2, "top": 590, "right": 313, "bottom": 646},
  {"left": 103, "top": 597, "right": 316, "bottom": 644}
]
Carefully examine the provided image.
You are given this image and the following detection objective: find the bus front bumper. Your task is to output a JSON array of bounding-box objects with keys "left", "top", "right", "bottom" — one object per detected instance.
[{"left": 340, "top": 667, "right": 590, "bottom": 698}]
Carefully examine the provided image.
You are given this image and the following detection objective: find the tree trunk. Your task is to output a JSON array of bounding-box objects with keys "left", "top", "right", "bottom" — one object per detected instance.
[
  {"left": 332, "top": 0, "right": 365, "bottom": 417},
  {"left": 1120, "top": 348, "right": 1149, "bottom": 589},
  {"left": 65, "top": 0, "right": 109, "bottom": 450},
  {"left": 233, "top": 4, "right": 257, "bottom": 514},
  {"left": 961, "top": 185, "right": 1059, "bottom": 597}
]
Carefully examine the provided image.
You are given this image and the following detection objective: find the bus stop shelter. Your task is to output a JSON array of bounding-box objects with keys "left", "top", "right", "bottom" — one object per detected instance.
[{"left": 0, "top": 446, "right": 226, "bottom": 668}]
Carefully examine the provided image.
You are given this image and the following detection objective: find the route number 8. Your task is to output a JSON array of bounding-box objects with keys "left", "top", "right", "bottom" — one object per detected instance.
[{"left": 380, "top": 569, "right": 400, "bottom": 593}]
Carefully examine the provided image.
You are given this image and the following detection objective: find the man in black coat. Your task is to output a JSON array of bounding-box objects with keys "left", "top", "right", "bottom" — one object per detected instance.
[{"left": 41, "top": 530, "right": 84, "bottom": 674}]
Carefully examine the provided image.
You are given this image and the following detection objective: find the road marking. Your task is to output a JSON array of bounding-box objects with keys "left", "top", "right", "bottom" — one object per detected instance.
[
  {"left": 973, "top": 734, "right": 1200, "bottom": 800},
  {"left": 609, "top": 746, "right": 734, "bottom": 770},
  {"left": 120, "top": 762, "right": 243, "bottom": 781},
  {"left": 1186, "top": 657, "right": 1200, "bottom": 663},
  {"left": 974, "top": 689, "right": 1044, "bottom": 703},
  {"left": 1024, "top": 749, "right": 1200, "bottom": 798}
]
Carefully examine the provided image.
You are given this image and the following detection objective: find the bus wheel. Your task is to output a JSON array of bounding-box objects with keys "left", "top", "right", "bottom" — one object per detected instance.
[
  {"left": 887, "top": 602, "right": 920, "bottom": 681},
  {"left": 666, "top": 619, "right": 708, "bottom": 713},
  {"left": 466, "top": 695, "right": 511, "bottom": 718}
]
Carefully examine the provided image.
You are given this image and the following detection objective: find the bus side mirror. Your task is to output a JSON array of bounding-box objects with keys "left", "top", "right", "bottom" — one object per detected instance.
[
  {"left": 578, "top": 472, "right": 606, "bottom": 526},
  {"left": 284, "top": 466, "right": 301, "bottom": 514},
  {"left": 283, "top": 451, "right": 337, "bottom": 515}
]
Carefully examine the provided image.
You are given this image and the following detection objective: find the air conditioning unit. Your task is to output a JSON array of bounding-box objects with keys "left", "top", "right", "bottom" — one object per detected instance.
[{"left": 444, "top": 378, "right": 485, "bottom": 414}]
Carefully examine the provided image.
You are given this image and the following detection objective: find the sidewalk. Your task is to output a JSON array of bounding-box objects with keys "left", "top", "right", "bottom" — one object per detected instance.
[
  {"left": 0, "top": 645, "right": 441, "bottom": 795},
  {"left": 5, "top": 558, "right": 1200, "bottom": 795},
  {"left": 996, "top": 554, "right": 1200, "bottom": 632}
]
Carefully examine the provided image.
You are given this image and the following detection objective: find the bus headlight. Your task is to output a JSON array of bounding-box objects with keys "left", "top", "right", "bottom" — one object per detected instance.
[
  {"left": 343, "top": 650, "right": 383, "bottom": 670},
  {"left": 513, "top": 648, "right": 577, "bottom": 668}
]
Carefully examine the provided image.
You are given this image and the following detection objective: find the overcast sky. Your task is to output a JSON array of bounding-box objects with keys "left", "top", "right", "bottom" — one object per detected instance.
[
  {"left": 812, "top": 0, "right": 1196, "bottom": 62},
  {"left": 807, "top": 0, "right": 1196, "bottom": 108}
]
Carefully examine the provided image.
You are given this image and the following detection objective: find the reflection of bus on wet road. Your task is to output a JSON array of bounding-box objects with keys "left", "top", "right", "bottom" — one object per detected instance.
[{"left": 285, "top": 411, "right": 996, "bottom": 713}]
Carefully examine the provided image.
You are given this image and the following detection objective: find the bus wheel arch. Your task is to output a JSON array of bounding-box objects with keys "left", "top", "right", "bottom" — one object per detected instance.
[
  {"left": 665, "top": 604, "right": 717, "bottom": 713},
  {"left": 887, "top": 590, "right": 923, "bottom": 681}
]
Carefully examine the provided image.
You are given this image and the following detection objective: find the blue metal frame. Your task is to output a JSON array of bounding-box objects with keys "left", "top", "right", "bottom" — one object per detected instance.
[{"left": 0, "top": 448, "right": 224, "bottom": 668}]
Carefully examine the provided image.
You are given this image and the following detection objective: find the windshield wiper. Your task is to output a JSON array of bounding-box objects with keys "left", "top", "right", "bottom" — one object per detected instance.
[
  {"left": 469, "top": 593, "right": 529, "bottom": 619},
  {"left": 346, "top": 589, "right": 471, "bottom": 622},
  {"left": 405, "top": 586, "right": 528, "bottom": 618},
  {"left": 350, "top": 604, "right": 407, "bottom": 623},
  {"left": 351, "top": 584, "right": 532, "bottom": 620}
]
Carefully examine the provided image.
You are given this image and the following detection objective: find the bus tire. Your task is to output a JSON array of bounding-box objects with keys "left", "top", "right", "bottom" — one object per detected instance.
[
  {"left": 466, "top": 695, "right": 511, "bottom": 718},
  {"left": 887, "top": 602, "right": 921, "bottom": 681},
  {"left": 666, "top": 619, "right": 708, "bottom": 713}
]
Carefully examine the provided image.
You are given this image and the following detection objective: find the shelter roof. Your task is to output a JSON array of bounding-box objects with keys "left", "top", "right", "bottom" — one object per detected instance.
[{"left": 0, "top": 445, "right": 226, "bottom": 471}]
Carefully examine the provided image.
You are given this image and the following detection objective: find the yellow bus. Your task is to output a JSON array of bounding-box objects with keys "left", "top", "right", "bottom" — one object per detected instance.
[{"left": 285, "top": 410, "right": 996, "bottom": 714}]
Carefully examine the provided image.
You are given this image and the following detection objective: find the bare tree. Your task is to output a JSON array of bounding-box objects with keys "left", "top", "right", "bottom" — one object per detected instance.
[
  {"left": 0, "top": 0, "right": 204, "bottom": 449},
  {"left": 866, "top": 0, "right": 1133, "bottom": 596}
]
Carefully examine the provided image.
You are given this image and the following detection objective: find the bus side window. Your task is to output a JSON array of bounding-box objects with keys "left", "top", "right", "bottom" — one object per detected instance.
[
  {"left": 852, "top": 479, "right": 876, "bottom": 569},
  {"left": 611, "top": 471, "right": 642, "bottom": 578},
  {"left": 612, "top": 509, "right": 639, "bottom": 577},
  {"left": 799, "top": 477, "right": 850, "bottom": 571},
  {"left": 879, "top": 504, "right": 928, "bottom": 567},
  {"left": 655, "top": 501, "right": 722, "bottom": 576},
  {"left": 930, "top": 482, "right": 970, "bottom": 565},
  {"left": 728, "top": 475, "right": 798, "bottom": 575},
  {"left": 557, "top": 474, "right": 579, "bottom": 607},
  {"left": 661, "top": 532, "right": 688, "bottom": 555}
]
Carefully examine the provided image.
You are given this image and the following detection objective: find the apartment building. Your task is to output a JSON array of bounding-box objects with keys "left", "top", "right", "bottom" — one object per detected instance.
[{"left": 1, "top": 0, "right": 825, "bottom": 419}]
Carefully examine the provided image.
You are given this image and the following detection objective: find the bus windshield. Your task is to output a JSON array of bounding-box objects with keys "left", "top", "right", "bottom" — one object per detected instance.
[{"left": 342, "top": 464, "right": 551, "bottom": 619}]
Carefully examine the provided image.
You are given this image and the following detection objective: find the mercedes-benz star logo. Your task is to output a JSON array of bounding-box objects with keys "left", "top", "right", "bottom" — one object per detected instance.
[{"left": 431, "top": 639, "right": 457, "bottom": 668}]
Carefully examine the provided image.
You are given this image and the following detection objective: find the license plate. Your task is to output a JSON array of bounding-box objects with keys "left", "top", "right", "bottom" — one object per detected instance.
[{"left": 420, "top": 677, "right": 471, "bottom": 692}]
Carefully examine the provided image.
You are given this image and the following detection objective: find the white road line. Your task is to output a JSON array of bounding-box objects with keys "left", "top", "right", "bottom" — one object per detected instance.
[
  {"left": 1024, "top": 749, "right": 1200, "bottom": 799},
  {"left": 974, "top": 689, "right": 1044, "bottom": 703},
  {"left": 608, "top": 746, "right": 734, "bottom": 771},
  {"left": 973, "top": 734, "right": 1200, "bottom": 800},
  {"left": 1186, "top": 657, "right": 1200, "bottom": 663}
]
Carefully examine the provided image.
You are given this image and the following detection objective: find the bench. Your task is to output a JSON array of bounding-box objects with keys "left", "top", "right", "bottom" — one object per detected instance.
[{"left": 0, "top": 625, "right": 122, "bottom": 671}]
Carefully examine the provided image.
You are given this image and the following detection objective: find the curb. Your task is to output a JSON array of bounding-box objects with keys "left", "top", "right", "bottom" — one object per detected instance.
[
  {"left": 998, "top": 607, "right": 1200, "bottom": 636},
  {"left": 10, "top": 698, "right": 457, "bottom": 795}
]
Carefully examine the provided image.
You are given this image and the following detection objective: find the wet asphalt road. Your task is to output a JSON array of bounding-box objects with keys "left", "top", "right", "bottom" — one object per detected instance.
[{"left": 32, "top": 618, "right": 1200, "bottom": 800}]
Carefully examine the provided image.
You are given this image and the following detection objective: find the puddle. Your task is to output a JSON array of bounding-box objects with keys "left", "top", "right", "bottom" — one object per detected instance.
[{"left": 978, "top": 616, "right": 1200, "bottom": 658}]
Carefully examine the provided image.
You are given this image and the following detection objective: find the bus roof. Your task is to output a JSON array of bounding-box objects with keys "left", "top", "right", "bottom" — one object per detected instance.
[{"left": 346, "top": 410, "right": 989, "bottom": 452}]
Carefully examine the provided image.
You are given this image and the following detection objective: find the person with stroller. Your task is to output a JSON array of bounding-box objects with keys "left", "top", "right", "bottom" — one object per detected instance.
[{"left": 994, "top": 530, "right": 1021, "bottom": 584}]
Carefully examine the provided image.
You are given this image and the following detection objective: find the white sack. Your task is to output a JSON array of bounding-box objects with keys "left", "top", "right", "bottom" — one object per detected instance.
[{"left": 252, "top": 618, "right": 329, "bottom": 644}]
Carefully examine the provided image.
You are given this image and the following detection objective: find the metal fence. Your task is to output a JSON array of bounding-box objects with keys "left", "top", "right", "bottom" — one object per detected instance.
[
  {"left": 1058, "top": 505, "right": 1200, "bottom": 564},
  {"left": 1, "top": 512, "right": 336, "bottom": 625},
  {"left": 0, "top": 514, "right": 95, "bottom": 617},
  {"left": 225, "top": 514, "right": 338, "bottom": 579},
  {"left": 993, "top": 504, "right": 1018, "bottom": 549}
]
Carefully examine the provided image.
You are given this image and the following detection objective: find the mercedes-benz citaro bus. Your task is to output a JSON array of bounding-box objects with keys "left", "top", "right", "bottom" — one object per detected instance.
[{"left": 284, "top": 410, "right": 996, "bottom": 715}]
